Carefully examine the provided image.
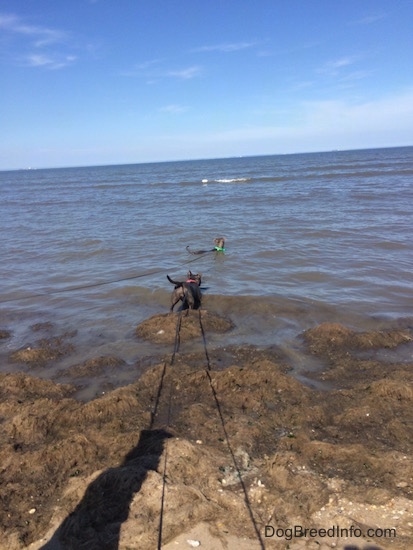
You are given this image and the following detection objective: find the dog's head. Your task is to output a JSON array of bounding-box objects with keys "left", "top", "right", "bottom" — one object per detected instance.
[
  {"left": 186, "top": 271, "right": 202, "bottom": 285},
  {"left": 214, "top": 237, "right": 225, "bottom": 249}
]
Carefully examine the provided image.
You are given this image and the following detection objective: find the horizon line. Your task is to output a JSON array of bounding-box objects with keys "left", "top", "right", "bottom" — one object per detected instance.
[{"left": 1, "top": 144, "right": 412, "bottom": 173}]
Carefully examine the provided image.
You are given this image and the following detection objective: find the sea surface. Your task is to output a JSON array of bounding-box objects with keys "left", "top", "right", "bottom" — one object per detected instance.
[{"left": 1, "top": 147, "right": 412, "bottom": 397}]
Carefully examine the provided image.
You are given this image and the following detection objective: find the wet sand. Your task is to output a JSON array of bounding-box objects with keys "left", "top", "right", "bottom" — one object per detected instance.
[{"left": 0, "top": 312, "right": 412, "bottom": 549}]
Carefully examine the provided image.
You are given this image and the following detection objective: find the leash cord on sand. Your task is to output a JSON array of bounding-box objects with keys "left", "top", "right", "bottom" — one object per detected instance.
[
  {"left": 149, "top": 310, "right": 182, "bottom": 549},
  {"left": 152, "top": 309, "right": 265, "bottom": 549},
  {"left": 197, "top": 309, "right": 266, "bottom": 549}
]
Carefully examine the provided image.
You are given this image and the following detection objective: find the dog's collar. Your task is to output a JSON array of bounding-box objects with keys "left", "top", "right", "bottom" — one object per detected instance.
[
  {"left": 186, "top": 278, "right": 198, "bottom": 284},
  {"left": 214, "top": 246, "right": 225, "bottom": 252}
]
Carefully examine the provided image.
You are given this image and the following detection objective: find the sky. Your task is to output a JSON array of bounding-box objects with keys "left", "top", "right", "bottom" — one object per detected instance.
[{"left": 1, "top": 0, "right": 413, "bottom": 170}]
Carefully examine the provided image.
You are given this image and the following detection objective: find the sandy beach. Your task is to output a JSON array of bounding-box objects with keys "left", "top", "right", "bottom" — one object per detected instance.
[{"left": 0, "top": 311, "right": 412, "bottom": 550}]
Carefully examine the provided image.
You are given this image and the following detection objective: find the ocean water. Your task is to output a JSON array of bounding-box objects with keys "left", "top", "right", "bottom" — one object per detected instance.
[{"left": 1, "top": 147, "right": 412, "bottom": 396}]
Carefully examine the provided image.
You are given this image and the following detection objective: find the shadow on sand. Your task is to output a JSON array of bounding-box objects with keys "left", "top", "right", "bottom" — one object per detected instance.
[{"left": 41, "top": 429, "right": 172, "bottom": 550}]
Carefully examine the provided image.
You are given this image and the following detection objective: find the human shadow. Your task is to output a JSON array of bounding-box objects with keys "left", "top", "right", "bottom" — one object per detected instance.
[{"left": 41, "top": 428, "right": 172, "bottom": 550}]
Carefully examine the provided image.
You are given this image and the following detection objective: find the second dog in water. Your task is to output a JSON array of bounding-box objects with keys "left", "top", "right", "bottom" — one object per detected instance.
[
  {"left": 186, "top": 237, "right": 225, "bottom": 255},
  {"left": 167, "top": 271, "right": 202, "bottom": 312}
]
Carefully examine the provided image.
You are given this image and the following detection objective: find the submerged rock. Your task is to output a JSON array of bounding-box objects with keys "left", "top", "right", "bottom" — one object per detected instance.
[{"left": 136, "top": 310, "right": 234, "bottom": 344}]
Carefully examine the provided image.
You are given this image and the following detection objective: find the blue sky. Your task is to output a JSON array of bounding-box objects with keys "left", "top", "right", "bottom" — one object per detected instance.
[{"left": 1, "top": 0, "right": 412, "bottom": 170}]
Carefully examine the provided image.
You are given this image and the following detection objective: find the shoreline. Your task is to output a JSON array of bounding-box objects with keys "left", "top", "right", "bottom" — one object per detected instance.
[
  {"left": 0, "top": 314, "right": 412, "bottom": 549},
  {"left": 2, "top": 298, "right": 412, "bottom": 401}
]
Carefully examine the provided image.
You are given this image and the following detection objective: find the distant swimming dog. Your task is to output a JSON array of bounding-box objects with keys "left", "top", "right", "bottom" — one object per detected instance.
[
  {"left": 213, "top": 237, "right": 226, "bottom": 251},
  {"left": 186, "top": 237, "right": 226, "bottom": 255},
  {"left": 167, "top": 271, "right": 202, "bottom": 312}
]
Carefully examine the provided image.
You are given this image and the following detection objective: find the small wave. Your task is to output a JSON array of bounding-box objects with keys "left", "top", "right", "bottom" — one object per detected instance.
[{"left": 215, "top": 177, "right": 250, "bottom": 183}]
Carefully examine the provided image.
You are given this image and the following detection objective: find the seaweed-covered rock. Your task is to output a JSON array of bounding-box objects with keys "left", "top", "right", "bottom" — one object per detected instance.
[{"left": 136, "top": 310, "right": 234, "bottom": 344}]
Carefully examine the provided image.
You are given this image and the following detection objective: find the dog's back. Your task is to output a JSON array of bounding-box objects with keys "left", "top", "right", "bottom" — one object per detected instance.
[{"left": 167, "top": 271, "right": 202, "bottom": 312}]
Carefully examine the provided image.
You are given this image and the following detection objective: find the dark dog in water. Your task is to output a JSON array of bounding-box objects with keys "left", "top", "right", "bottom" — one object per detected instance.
[
  {"left": 167, "top": 271, "right": 202, "bottom": 312},
  {"left": 186, "top": 237, "right": 226, "bottom": 255}
]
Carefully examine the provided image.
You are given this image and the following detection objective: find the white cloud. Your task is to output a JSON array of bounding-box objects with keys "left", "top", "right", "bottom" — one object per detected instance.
[
  {"left": 0, "top": 13, "right": 18, "bottom": 28},
  {"left": 133, "top": 59, "right": 163, "bottom": 71},
  {"left": 26, "top": 53, "right": 77, "bottom": 70},
  {"left": 339, "top": 70, "right": 374, "bottom": 83},
  {"left": 159, "top": 104, "right": 188, "bottom": 114},
  {"left": 318, "top": 56, "right": 359, "bottom": 76},
  {"left": 0, "top": 12, "right": 66, "bottom": 46},
  {"left": 350, "top": 13, "right": 387, "bottom": 26},
  {"left": 167, "top": 88, "right": 413, "bottom": 155},
  {"left": 302, "top": 90, "right": 413, "bottom": 134},
  {"left": 0, "top": 12, "right": 77, "bottom": 70},
  {"left": 166, "top": 66, "right": 202, "bottom": 79},
  {"left": 193, "top": 41, "right": 257, "bottom": 53},
  {"left": 122, "top": 63, "right": 203, "bottom": 81}
]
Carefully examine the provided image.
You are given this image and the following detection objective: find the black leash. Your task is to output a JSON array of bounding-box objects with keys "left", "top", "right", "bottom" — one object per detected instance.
[
  {"left": 0, "top": 255, "right": 205, "bottom": 305},
  {"left": 144, "top": 308, "right": 265, "bottom": 548},
  {"left": 148, "top": 310, "right": 182, "bottom": 549},
  {"left": 197, "top": 309, "right": 266, "bottom": 549},
  {"left": 186, "top": 245, "right": 216, "bottom": 255}
]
